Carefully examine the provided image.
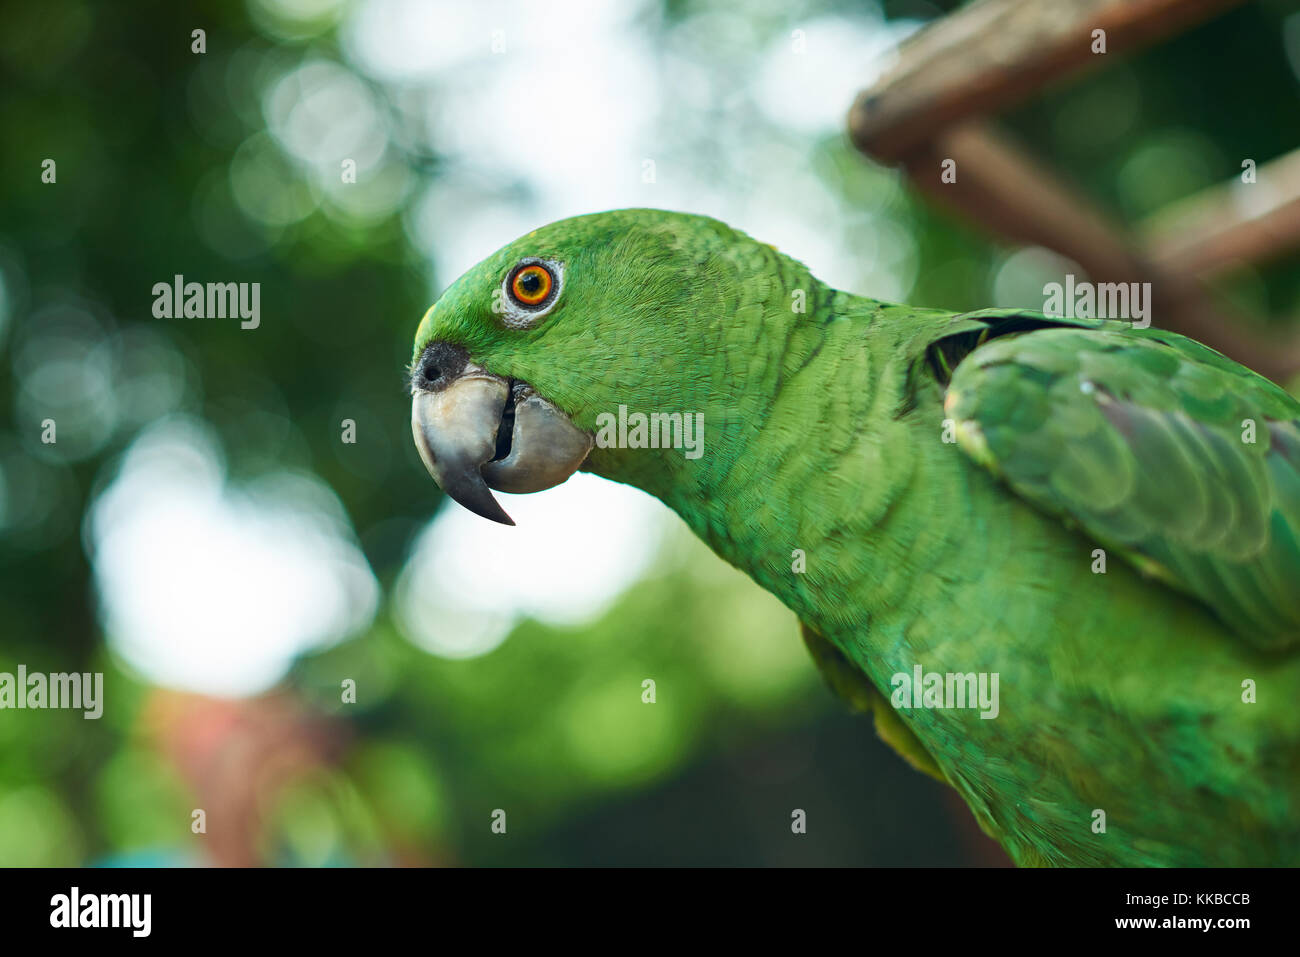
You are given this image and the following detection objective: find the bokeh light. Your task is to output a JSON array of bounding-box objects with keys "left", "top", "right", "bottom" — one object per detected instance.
[{"left": 89, "top": 418, "right": 378, "bottom": 696}]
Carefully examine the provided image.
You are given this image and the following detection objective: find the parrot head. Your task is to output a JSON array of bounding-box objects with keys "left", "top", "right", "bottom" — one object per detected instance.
[{"left": 409, "top": 207, "right": 798, "bottom": 524}]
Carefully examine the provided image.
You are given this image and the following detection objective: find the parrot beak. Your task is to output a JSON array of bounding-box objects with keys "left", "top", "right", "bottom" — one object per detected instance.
[{"left": 410, "top": 344, "right": 594, "bottom": 525}]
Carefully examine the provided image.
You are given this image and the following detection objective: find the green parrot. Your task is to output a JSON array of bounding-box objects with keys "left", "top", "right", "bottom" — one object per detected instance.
[{"left": 408, "top": 208, "right": 1300, "bottom": 867}]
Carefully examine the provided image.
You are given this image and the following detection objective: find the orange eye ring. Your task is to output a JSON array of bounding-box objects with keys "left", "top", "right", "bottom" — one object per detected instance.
[{"left": 509, "top": 263, "right": 554, "bottom": 307}]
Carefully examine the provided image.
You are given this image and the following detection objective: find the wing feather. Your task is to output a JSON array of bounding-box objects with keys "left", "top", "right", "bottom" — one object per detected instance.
[{"left": 943, "top": 318, "right": 1300, "bottom": 651}]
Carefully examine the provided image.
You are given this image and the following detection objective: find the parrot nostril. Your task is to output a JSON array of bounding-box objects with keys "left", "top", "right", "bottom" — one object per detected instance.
[
  {"left": 420, "top": 355, "right": 446, "bottom": 385},
  {"left": 413, "top": 341, "right": 471, "bottom": 391}
]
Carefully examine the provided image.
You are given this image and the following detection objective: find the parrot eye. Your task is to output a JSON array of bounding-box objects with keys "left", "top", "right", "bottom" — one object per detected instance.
[
  {"left": 499, "top": 258, "right": 563, "bottom": 327},
  {"left": 510, "top": 264, "right": 552, "bottom": 305}
]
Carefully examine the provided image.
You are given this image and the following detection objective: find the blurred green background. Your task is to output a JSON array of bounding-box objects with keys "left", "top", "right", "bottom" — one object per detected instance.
[{"left": 1, "top": 0, "right": 1298, "bottom": 866}]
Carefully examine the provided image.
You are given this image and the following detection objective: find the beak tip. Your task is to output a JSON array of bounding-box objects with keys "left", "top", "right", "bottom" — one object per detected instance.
[
  {"left": 461, "top": 490, "right": 516, "bottom": 526},
  {"left": 474, "top": 497, "right": 516, "bottom": 526}
]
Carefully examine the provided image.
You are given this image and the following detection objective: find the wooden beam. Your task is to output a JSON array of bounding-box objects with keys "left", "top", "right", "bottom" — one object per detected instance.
[
  {"left": 1143, "top": 149, "right": 1300, "bottom": 278},
  {"left": 849, "top": 0, "right": 1245, "bottom": 163},
  {"left": 901, "top": 122, "right": 1300, "bottom": 382}
]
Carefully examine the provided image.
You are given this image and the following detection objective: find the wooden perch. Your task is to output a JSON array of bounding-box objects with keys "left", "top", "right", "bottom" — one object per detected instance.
[
  {"left": 849, "top": 0, "right": 1245, "bottom": 163},
  {"left": 846, "top": 0, "right": 1300, "bottom": 381},
  {"left": 1143, "top": 148, "right": 1300, "bottom": 278},
  {"left": 900, "top": 123, "right": 1300, "bottom": 383}
]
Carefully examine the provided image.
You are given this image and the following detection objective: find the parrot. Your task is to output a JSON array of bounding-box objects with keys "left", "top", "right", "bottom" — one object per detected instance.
[{"left": 407, "top": 207, "right": 1300, "bottom": 867}]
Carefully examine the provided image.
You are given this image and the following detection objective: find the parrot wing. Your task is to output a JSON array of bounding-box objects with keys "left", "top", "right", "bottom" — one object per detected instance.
[{"left": 938, "top": 310, "right": 1300, "bottom": 652}]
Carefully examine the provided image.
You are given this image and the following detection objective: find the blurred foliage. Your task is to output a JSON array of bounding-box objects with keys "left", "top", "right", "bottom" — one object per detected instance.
[{"left": 0, "top": 0, "right": 1297, "bottom": 866}]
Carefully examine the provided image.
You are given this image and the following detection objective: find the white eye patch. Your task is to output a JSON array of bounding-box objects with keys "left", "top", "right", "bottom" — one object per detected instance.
[{"left": 498, "top": 257, "right": 564, "bottom": 328}]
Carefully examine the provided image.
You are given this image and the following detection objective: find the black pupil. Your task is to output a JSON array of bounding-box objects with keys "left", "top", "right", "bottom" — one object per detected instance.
[{"left": 519, "top": 269, "right": 543, "bottom": 295}]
